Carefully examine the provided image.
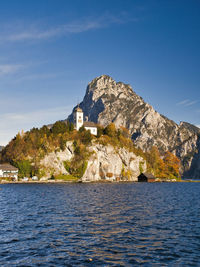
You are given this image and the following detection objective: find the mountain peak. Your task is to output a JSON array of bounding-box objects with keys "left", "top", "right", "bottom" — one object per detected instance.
[
  {"left": 67, "top": 76, "right": 200, "bottom": 177},
  {"left": 86, "top": 75, "right": 133, "bottom": 100},
  {"left": 89, "top": 74, "right": 114, "bottom": 84},
  {"left": 87, "top": 75, "right": 115, "bottom": 92}
]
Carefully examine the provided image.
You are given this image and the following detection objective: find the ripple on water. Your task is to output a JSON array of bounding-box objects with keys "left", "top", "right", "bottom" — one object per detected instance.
[{"left": 0, "top": 182, "right": 200, "bottom": 265}]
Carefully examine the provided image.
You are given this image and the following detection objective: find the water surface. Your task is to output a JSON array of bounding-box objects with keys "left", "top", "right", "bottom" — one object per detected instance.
[{"left": 0, "top": 183, "right": 200, "bottom": 266}]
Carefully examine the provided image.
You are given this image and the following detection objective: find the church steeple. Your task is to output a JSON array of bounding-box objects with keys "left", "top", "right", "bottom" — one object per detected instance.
[{"left": 75, "top": 106, "right": 83, "bottom": 130}]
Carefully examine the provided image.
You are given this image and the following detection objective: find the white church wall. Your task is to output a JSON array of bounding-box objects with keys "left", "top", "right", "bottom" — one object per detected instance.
[{"left": 85, "top": 127, "right": 97, "bottom": 136}]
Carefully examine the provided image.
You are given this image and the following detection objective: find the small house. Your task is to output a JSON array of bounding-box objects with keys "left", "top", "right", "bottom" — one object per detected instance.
[
  {"left": 0, "top": 164, "right": 18, "bottom": 181},
  {"left": 138, "top": 172, "right": 156, "bottom": 182}
]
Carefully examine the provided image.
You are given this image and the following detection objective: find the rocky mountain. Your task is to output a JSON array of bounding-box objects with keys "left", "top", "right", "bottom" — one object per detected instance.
[{"left": 68, "top": 75, "right": 200, "bottom": 178}]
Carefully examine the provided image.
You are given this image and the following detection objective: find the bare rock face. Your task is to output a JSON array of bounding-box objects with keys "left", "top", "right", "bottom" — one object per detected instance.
[
  {"left": 81, "top": 144, "right": 146, "bottom": 182},
  {"left": 40, "top": 141, "right": 74, "bottom": 177},
  {"left": 40, "top": 141, "right": 145, "bottom": 181},
  {"left": 68, "top": 75, "right": 200, "bottom": 178}
]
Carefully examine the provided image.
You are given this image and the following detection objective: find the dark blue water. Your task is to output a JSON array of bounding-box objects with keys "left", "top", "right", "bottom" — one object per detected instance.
[{"left": 0, "top": 183, "right": 200, "bottom": 266}]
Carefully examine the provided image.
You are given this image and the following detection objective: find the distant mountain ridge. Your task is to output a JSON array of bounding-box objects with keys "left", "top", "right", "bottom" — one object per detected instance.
[
  {"left": 0, "top": 146, "right": 4, "bottom": 152},
  {"left": 68, "top": 75, "right": 200, "bottom": 178}
]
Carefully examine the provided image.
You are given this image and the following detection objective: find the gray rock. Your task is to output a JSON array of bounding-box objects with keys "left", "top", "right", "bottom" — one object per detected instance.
[
  {"left": 81, "top": 143, "right": 146, "bottom": 182},
  {"left": 67, "top": 75, "right": 200, "bottom": 178},
  {"left": 40, "top": 141, "right": 145, "bottom": 181},
  {"left": 40, "top": 141, "right": 74, "bottom": 177}
]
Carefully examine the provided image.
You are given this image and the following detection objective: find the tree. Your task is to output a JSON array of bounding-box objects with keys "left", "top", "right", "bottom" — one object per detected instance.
[
  {"left": 97, "top": 125, "right": 104, "bottom": 138},
  {"left": 104, "top": 123, "right": 116, "bottom": 137},
  {"left": 146, "top": 146, "right": 161, "bottom": 172},
  {"left": 66, "top": 121, "right": 74, "bottom": 132},
  {"left": 163, "top": 151, "right": 180, "bottom": 178},
  {"left": 59, "top": 136, "right": 66, "bottom": 151},
  {"left": 80, "top": 130, "right": 92, "bottom": 145},
  {"left": 40, "top": 125, "right": 50, "bottom": 136},
  {"left": 15, "top": 160, "right": 32, "bottom": 177},
  {"left": 51, "top": 121, "right": 67, "bottom": 135},
  {"left": 79, "top": 125, "right": 85, "bottom": 133}
]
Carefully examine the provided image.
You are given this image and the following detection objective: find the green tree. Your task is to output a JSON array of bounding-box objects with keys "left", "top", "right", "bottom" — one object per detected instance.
[
  {"left": 80, "top": 130, "right": 92, "bottom": 145},
  {"left": 14, "top": 160, "right": 32, "bottom": 177},
  {"left": 66, "top": 121, "right": 74, "bottom": 132},
  {"left": 51, "top": 121, "right": 67, "bottom": 135},
  {"left": 79, "top": 125, "right": 85, "bottom": 133},
  {"left": 97, "top": 125, "right": 104, "bottom": 138}
]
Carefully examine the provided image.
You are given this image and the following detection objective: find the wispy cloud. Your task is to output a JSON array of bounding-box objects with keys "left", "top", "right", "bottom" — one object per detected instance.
[
  {"left": 0, "top": 105, "right": 73, "bottom": 145},
  {"left": 176, "top": 99, "right": 189, "bottom": 106},
  {"left": 0, "top": 64, "right": 24, "bottom": 76},
  {"left": 14, "top": 72, "right": 65, "bottom": 83},
  {"left": 0, "top": 14, "right": 135, "bottom": 42},
  {"left": 5, "top": 21, "right": 100, "bottom": 41},
  {"left": 184, "top": 100, "right": 198, "bottom": 106},
  {"left": 176, "top": 99, "right": 198, "bottom": 107}
]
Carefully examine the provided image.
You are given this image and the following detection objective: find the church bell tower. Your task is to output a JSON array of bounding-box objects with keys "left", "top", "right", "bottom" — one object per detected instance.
[{"left": 75, "top": 107, "right": 83, "bottom": 130}]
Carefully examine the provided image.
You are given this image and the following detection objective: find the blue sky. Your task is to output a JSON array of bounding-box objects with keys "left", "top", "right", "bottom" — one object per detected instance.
[{"left": 0, "top": 0, "right": 200, "bottom": 145}]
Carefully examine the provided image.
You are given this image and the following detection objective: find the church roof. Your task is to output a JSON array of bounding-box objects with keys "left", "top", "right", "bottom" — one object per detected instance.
[
  {"left": 83, "top": 121, "right": 97, "bottom": 127},
  {"left": 75, "top": 107, "right": 83, "bottom": 112}
]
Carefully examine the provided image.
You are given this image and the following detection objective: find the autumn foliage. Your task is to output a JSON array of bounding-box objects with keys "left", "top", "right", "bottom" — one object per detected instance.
[
  {"left": 0, "top": 121, "right": 181, "bottom": 179},
  {"left": 145, "top": 146, "right": 180, "bottom": 179}
]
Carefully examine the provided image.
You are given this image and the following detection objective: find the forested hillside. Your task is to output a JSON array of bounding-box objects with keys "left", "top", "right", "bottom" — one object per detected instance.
[{"left": 0, "top": 121, "right": 180, "bottom": 180}]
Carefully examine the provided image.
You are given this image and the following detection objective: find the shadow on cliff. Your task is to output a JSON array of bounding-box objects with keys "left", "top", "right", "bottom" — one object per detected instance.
[
  {"left": 67, "top": 91, "right": 105, "bottom": 124},
  {"left": 182, "top": 135, "right": 200, "bottom": 178}
]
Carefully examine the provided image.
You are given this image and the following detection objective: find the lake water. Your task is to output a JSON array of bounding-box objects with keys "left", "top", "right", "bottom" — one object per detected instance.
[{"left": 0, "top": 182, "right": 200, "bottom": 266}]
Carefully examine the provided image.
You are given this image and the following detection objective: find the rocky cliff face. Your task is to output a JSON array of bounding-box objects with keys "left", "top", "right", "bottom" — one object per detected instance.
[
  {"left": 40, "top": 141, "right": 74, "bottom": 177},
  {"left": 40, "top": 141, "right": 145, "bottom": 181},
  {"left": 82, "top": 143, "right": 146, "bottom": 182},
  {"left": 68, "top": 75, "right": 200, "bottom": 178}
]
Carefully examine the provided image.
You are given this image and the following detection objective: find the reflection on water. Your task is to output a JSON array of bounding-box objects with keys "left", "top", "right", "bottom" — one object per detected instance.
[{"left": 0, "top": 183, "right": 200, "bottom": 265}]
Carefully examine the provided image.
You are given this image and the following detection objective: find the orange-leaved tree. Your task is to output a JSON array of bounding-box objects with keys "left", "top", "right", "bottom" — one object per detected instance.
[{"left": 163, "top": 151, "right": 180, "bottom": 179}]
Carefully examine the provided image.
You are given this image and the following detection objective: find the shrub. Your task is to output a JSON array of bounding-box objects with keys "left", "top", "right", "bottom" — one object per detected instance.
[
  {"left": 55, "top": 174, "right": 78, "bottom": 181},
  {"left": 139, "top": 161, "right": 144, "bottom": 174},
  {"left": 63, "top": 159, "right": 88, "bottom": 178},
  {"left": 104, "top": 123, "right": 116, "bottom": 137},
  {"left": 14, "top": 160, "right": 32, "bottom": 178}
]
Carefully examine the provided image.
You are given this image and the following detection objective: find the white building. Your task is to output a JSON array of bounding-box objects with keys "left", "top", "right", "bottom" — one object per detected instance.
[
  {"left": 74, "top": 107, "right": 97, "bottom": 135},
  {"left": 0, "top": 164, "right": 18, "bottom": 181}
]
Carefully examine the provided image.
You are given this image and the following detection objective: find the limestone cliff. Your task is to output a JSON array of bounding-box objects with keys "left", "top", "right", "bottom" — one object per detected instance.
[
  {"left": 82, "top": 143, "right": 146, "bottom": 182},
  {"left": 68, "top": 75, "right": 200, "bottom": 178},
  {"left": 40, "top": 141, "right": 146, "bottom": 182},
  {"left": 40, "top": 141, "right": 74, "bottom": 177}
]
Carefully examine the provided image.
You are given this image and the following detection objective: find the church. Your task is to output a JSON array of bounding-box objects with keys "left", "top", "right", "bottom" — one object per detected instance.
[{"left": 74, "top": 107, "right": 97, "bottom": 135}]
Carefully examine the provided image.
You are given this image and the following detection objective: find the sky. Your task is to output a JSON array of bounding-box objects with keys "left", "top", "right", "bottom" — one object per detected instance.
[{"left": 0, "top": 0, "right": 200, "bottom": 145}]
